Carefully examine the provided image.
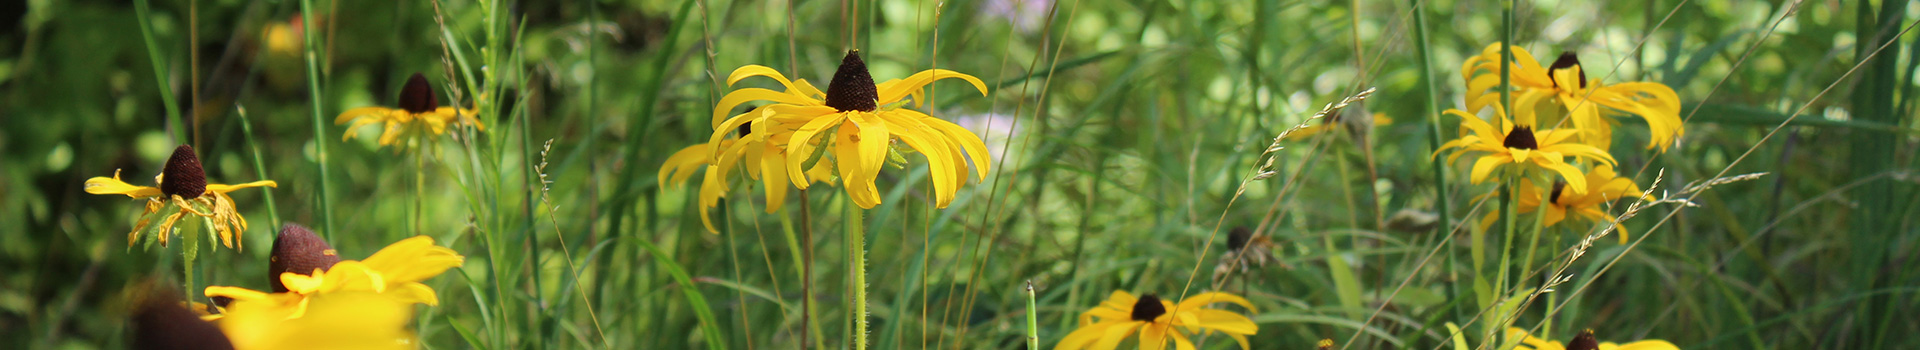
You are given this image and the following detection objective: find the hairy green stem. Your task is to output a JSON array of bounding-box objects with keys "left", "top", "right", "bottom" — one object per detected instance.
[{"left": 847, "top": 196, "right": 869, "bottom": 350}]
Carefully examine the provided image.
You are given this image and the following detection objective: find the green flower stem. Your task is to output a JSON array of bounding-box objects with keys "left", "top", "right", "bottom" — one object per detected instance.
[
  {"left": 131, "top": 0, "right": 185, "bottom": 146},
  {"left": 846, "top": 196, "right": 869, "bottom": 350},
  {"left": 236, "top": 107, "right": 281, "bottom": 228},
  {"left": 297, "top": 0, "right": 334, "bottom": 239}
]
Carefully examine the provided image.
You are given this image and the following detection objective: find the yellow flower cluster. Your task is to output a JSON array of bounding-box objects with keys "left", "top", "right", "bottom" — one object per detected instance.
[
  {"left": 661, "top": 51, "right": 993, "bottom": 233},
  {"left": 1440, "top": 42, "right": 1684, "bottom": 238}
]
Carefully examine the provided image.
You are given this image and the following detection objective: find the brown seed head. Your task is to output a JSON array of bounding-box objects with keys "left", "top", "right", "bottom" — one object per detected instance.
[
  {"left": 1227, "top": 226, "right": 1252, "bottom": 252},
  {"left": 824, "top": 50, "right": 878, "bottom": 112},
  {"left": 160, "top": 145, "right": 207, "bottom": 199},
  {"left": 398, "top": 73, "right": 439, "bottom": 114},
  {"left": 1130, "top": 294, "right": 1167, "bottom": 321},
  {"left": 268, "top": 224, "right": 340, "bottom": 293},
  {"left": 1566, "top": 329, "right": 1600, "bottom": 350},
  {"left": 1549, "top": 52, "right": 1588, "bottom": 89},
  {"left": 1549, "top": 181, "right": 1568, "bottom": 205},
  {"left": 129, "top": 286, "right": 235, "bottom": 350},
  {"left": 1504, "top": 126, "right": 1539, "bottom": 150}
]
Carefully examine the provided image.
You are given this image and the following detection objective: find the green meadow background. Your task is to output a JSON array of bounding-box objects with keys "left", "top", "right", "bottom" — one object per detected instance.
[{"left": 3, "top": 0, "right": 1919, "bottom": 348}]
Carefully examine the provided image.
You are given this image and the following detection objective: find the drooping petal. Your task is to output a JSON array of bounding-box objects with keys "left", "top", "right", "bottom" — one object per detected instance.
[
  {"left": 1089, "top": 322, "right": 1143, "bottom": 350},
  {"left": 1175, "top": 292, "right": 1257, "bottom": 313},
  {"left": 660, "top": 142, "right": 717, "bottom": 187},
  {"left": 711, "top": 88, "right": 821, "bottom": 127},
  {"left": 205, "top": 180, "right": 279, "bottom": 194},
  {"left": 784, "top": 114, "right": 849, "bottom": 188},
  {"left": 1188, "top": 309, "right": 1258, "bottom": 335},
  {"left": 1138, "top": 323, "right": 1171, "bottom": 350},
  {"left": 1055, "top": 321, "right": 1120, "bottom": 350}
]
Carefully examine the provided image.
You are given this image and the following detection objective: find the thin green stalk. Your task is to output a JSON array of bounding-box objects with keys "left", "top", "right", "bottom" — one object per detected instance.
[
  {"left": 1026, "top": 281, "right": 1040, "bottom": 350},
  {"left": 131, "top": 0, "right": 185, "bottom": 145},
  {"left": 297, "top": 0, "right": 334, "bottom": 239},
  {"left": 235, "top": 106, "right": 281, "bottom": 228},
  {"left": 847, "top": 196, "right": 869, "bottom": 350},
  {"left": 1407, "top": 0, "right": 1455, "bottom": 322},
  {"left": 415, "top": 149, "right": 425, "bottom": 237}
]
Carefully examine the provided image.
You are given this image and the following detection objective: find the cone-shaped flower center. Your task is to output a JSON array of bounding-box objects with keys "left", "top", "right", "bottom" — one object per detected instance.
[
  {"left": 1566, "top": 329, "right": 1599, "bottom": 350},
  {"left": 131, "top": 288, "right": 236, "bottom": 350},
  {"left": 1227, "top": 226, "right": 1252, "bottom": 252},
  {"left": 269, "top": 224, "right": 341, "bottom": 293},
  {"left": 1504, "top": 126, "right": 1539, "bottom": 150},
  {"left": 1548, "top": 181, "right": 1568, "bottom": 205},
  {"left": 398, "top": 73, "right": 439, "bottom": 114},
  {"left": 1130, "top": 294, "right": 1167, "bottom": 321},
  {"left": 160, "top": 145, "right": 207, "bottom": 199},
  {"left": 1549, "top": 52, "right": 1588, "bottom": 89},
  {"left": 824, "top": 50, "right": 878, "bottom": 112}
]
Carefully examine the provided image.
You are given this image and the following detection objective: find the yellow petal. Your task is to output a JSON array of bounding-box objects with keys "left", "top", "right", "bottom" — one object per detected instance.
[
  {"left": 784, "top": 114, "right": 849, "bottom": 188},
  {"left": 712, "top": 88, "right": 820, "bottom": 128},
  {"left": 1175, "top": 292, "right": 1257, "bottom": 313},
  {"left": 1090, "top": 321, "right": 1143, "bottom": 350},
  {"left": 206, "top": 180, "right": 279, "bottom": 193},
  {"left": 1138, "top": 323, "right": 1171, "bottom": 350},
  {"left": 875, "top": 69, "right": 990, "bottom": 105},
  {"left": 84, "top": 170, "right": 162, "bottom": 198}
]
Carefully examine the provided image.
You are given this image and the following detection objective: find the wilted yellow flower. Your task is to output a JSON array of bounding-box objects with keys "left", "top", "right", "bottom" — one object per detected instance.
[
  {"left": 1463, "top": 43, "right": 1684, "bottom": 152},
  {"left": 335, "top": 73, "right": 484, "bottom": 149},
  {"left": 708, "top": 51, "right": 992, "bottom": 210},
  {"left": 1508, "top": 328, "right": 1680, "bottom": 350},
  {"left": 1055, "top": 291, "right": 1258, "bottom": 350},
  {"left": 85, "top": 145, "right": 277, "bottom": 249}
]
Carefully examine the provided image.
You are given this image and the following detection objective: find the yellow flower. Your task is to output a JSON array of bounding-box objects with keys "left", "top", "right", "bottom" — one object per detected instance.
[
  {"left": 659, "top": 125, "right": 836, "bottom": 233},
  {"left": 1055, "top": 291, "right": 1259, "bottom": 350},
  {"left": 213, "top": 289, "right": 420, "bottom": 350},
  {"left": 708, "top": 51, "right": 992, "bottom": 210},
  {"left": 335, "top": 73, "right": 485, "bottom": 149},
  {"left": 1507, "top": 165, "right": 1653, "bottom": 243},
  {"left": 1435, "top": 106, "right": 1614, "bottom": 194},
  {"left": 85, "top": 145, "right": 277, "bottom": 249},
  {"left": 203, "top": 235, "right": 463, "bottom": 321},
  {"left": 1508, "top": 328, "right": 1680, "bottom": 350},
  {"left": 1463, "top": 43, "right": 1684, "bottom": 152}
]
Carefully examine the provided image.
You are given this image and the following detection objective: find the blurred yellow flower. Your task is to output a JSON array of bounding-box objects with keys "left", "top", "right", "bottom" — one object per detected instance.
[
  {"left": 1055, "top": 291, "right": 1259, "bottom": 350},
  {"left": 85, "top": 145, "right": 277, "bottom": 249},
  {"left": 335, "top": 73, "right": 484, "bottom": 149},
  {"left": 708, "top": 50, "right": 992, "bottom": 210},
  {"left": 1463, "top": 43, "right": 1684, "bottom": 152},
  {"left": 1436, "top": 106, "right": 1614, "bottom": 194},
  {"left": 1508, "top": 328, "right": 1680, "bottom": 350},
  {"left": 203, "top": 235, "right": 463, "bottom": 321},
  {"left": 214, "top": 290, "right": 419, "bottom": 350}
]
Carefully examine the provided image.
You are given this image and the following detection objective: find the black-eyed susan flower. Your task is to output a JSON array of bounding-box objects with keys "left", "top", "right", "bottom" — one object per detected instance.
[
  {"left": 203, "top": 233, "right": 463, "bottom": 321},
  {"left": 1511, "top": 165, "right": 1652, "bottom": 243},
  {"left": 85, "top": 145, "right": 277, "bottom": 249},
  {"left": 659, "top": 124, "right": 837, "bottom": 233},
  {"left": 708, "top": 50, "right": 991, "bottom": 210},
  {"left": 1055, "top": 291, "right": 1258, "bottom": 350},
  {"left": 335, "top": 73, "right": 484, "bottom": 149},
  {"left": 1508, "top": 328, "right": 1680, "bottom": 350},
  {"left": 1435, "top": 106, "right": 1614, "bottom": 194},
  {"left": 1463, "top": 43, "right": 1684, "bottom": 152}
]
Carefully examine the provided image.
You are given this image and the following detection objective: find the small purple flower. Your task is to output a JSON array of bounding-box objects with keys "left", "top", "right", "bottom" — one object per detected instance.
[{"left": 982, "top": 0, "right": 1051, "bottom": 33}]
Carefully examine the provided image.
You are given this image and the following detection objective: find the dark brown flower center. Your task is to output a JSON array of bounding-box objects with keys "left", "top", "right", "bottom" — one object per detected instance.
[
  {"left": 398, "top": 73, "right": 439, "bottom": 114},
  {"left": 1227, "top": 226, "right": 1252, "bottom": 252},
  {"left": 1566, "top": 329, "right": 1599, "bottom": 350},
  {"left": 1549, "top": 52, "right": 1588, "bottom": 89},
  {"left": 160, "top": 145, "right": 207, "bottom": 199},
  {"left": 824, "top": 50, "right": 878, "bottom": 112},
  {"left": 1549, "top": 181, "right": 1568, "bottom": 205},
  {"left": 131, "top": 286, "right": 237, "bottom": 350},
  {"left": 268, "top": 224, "right": 340, "bottom": 293},
  {"left": 1503, "top": 126, "right": 1539, "bottom": 150},
  {"left": 737, "top": 121, "right": 754, "bottom": 138},
  {"left": 1130, "top": 294, "right": 1167, "bottom": 321}
]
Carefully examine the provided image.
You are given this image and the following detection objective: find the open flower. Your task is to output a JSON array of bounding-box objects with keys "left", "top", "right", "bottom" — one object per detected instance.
[
  {"left": 707, "top": 50, "right": 992, "bottom": 210},
  {"left": 1055, "top": 291, "right": 1259, "bottom": 350},
  {"left": 203, "top": 233, "right": 463, "bottom": 322},
  {"left": 85, "top": 145, "right": 277, "bottom": 249},
  {"left": 1473, "top": 165, "right": 1653, "bottom": 242},
  {"left": 335, "top": 73, "right": 484, "bottom": 149},
  {"left": 659, "top": 125, "right": 836, "bottom": 233},
  {"left": 1435, "top": 106, "right": 1614, "bottom": 194},
  {"left": 1463, "top": 43, "right": 1684, "bottom": 152},
  {"left": 1508, "top": 328, "right": 1680, "bottom": 350}
]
